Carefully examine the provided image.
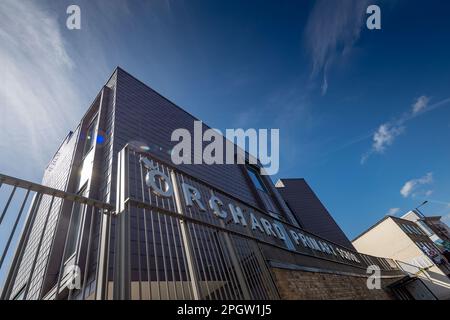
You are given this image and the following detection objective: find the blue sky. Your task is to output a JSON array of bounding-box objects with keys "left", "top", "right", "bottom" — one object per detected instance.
[{"left": 1, "top": 0, "right": 450, "bottom": 241}]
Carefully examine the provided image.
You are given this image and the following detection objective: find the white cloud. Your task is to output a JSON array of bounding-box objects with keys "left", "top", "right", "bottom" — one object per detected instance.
[
  {"left": 400, "top": 172, "right": 433, "bottom": 198},
  {"left": 425, "top": 190, "right": 434, "bottom": 197},
  {"left": 0, "top": 0, "right": 82, "bottom": 178},
  {"left": 386, "top": 208, "right": 400, "bottom": 216},
  {"left": 360, "top": 94, "right": 450, "bottom": 163},
  {"left": 412, "top": 96, "right": 430, "bottom": 114},
  {"left": 305, "top": 0, "right": 370, "bottom": 95},
  {"left": 372, "top": 123, "right": 405, "bottom": 153},
  {"left": 360, "top": 122, "right": 404, "bottom": 164},
  {"left": 0, "top": 0, "right": 134, "bottom": 180}
]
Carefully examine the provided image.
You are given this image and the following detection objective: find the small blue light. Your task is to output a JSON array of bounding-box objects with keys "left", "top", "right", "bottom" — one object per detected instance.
[{"left": 96, "top": 135, "right": 105, "bottom": 144}]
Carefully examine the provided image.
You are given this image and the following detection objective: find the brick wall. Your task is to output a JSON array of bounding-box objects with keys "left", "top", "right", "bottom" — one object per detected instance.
[{"left": 271, "top": 268, "right": 399, "bottom": 300}]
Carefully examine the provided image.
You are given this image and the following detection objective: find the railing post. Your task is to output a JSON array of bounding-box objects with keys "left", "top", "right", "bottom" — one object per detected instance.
[
  {"left": 112, "top": 147, "right": 131, "bottom": 300},
  {"left": 171, "top": 170, "right": 202, "bottom": 300},
  {"left": 0, "top": 193, "right": 42, "bottom": 300},
  {"left": 95, "top": 210, "right": 111, "bottom": 300}
]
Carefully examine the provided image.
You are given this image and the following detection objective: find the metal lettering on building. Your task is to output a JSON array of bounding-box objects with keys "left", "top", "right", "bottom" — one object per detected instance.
[{"left": 139, "top": 155, "right": 361, "bottom": 265}]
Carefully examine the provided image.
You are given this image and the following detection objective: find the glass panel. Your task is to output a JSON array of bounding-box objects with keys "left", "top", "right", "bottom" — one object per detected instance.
[
  {"left": 65, "top": 187, "right": 87, "bottom": 259},
  {"left": 246, "top": 167, "right": 267, "bottom": 192},
  {"left": 417, "top": 221, "right": 434, "bottom": 237},
  {"left": 82, "top": 117, "right": 97, "bottom": 157}
]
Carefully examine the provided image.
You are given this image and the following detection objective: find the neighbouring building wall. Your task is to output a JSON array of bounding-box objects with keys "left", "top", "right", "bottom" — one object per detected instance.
[
  {"left": 353, "top": 217, "right": 450, "bottom": 300},
  {"left": 352, "top": 218, "right": 419, "bottom": 262},
  {"left": 271, "top": 268, "right": 397, "bottom": 300}
]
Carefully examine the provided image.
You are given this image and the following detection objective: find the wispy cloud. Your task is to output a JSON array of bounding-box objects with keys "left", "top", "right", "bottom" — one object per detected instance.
[
  {"left": 400, "top": 172, "right": 433, "bottom": 198},
  {"left": 0, "top": 0, "right": 81, "bottom": 178},
  {"left": 412, "top": 95, "right": 430, "bottom": 114},
  {"left": 361, "top": 95, "right": 450, "bottom": 163},
  {"left": 373, "top": 123, "right": 405, "bottom": 154},
  {"left": 0, "top": 0, "right": 134, "bottom": 180},
  {"left": 386, "top": 208, "right": 400, "bottom": 216},
  {"left": 361, "top": 122, "right": 405, "bottom": 164},
  {"left": 305, "top": 0, "right": 370, "bottom": 95}
]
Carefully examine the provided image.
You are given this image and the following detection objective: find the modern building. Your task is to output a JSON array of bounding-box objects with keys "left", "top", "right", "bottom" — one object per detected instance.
[
  {"left": 402, "top": 210, "right": 450, "bottom": 254},
  {"left": 353, "top": 215, "right": 450, "bottom": 300},
  {"left": 1, "top": 67, "right": 407, "bottom": 300}
]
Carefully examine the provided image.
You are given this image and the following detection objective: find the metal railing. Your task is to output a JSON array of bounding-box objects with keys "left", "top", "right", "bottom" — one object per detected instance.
[
  {"left": 0, "top": 145, "right": 405, "bottom": 300},
  {"left": 0, "top": 173, "right": 113, "bottom": 300}
]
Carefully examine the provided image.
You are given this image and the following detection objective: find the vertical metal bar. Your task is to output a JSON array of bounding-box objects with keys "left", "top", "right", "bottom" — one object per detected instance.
[
  {"left": 229, "top": 236, "right": 253, "bottom": 300},
  {"left": 68, "top": 199, "right": 87, "bottom": 301},
  {"left": 113, "top": 147, "right": 130, "bottom": 300},
  {"left": 175, "top": 219, "right": 194, "bottom": 300},
  {"left": 150, "top": 210, "right": 161, "bottom": 299},
  {"left": 163, "top": 214, "right": 177, "bottom": 299},
  {"left": 220, "top": 233, "right": 252, "bottom": 300},
  {"left": 205, "top": 230, "right": 233, "bottom": 300},
  {"left": 95, "top": 206, "right": 111, "bottom": 300},
  {"left": 153, "top": 163, "right": 170, "bottom": 299},
  {"left": 190, "top": 223, "right": 213, "bottom": 300},
  {"left": 207, "top": 229, "right": 229, "bottom": 300},
  {"left": 136, "top": 208, "right": 143, "bottom": 300},
  {"left": 0, "top": 188, "right": 30, "bottom": 269},
  {"left": 243, "top": 241, "right": 265, "bottom": 299},
  {"left": 134, "top": 156, "right": 142, "bottom": 300},
  {"left": 23, "top": 194, "right": 55, "bottom": 299},
  {"left": 0, "top": 185, "right": 17, "bottom": 225},
  {"left": 140, "top": 163, "right": 153, "bottom": 300},
  {"left": 171, "top": 170, "right": 201, "bottom": 300},
  {"left": 157, "top": 213, "right": 170, "bottom": 299},
  {"left": 214, "top": 232, "right": 241, "bottom": 300},
  {"left": 114, "top": 202, "right": 130, "bottom": 300},
  {"left": 54, "top": 200, "right": 76, "bottom": 300},
  {"left": 253, "top": 243, "right": 280, "bottom": 300},
  {"left": 81, "top": 206, "right": 96, "bottom": 300},
  {"left": 234, "top": 240, "right": 258, "bottom": 299},
  {"left": 198, "top": 226, "right": 224, "bottom": 300},
  {"left": 104, "top": 210, "right": 113, "bottom": 300},
  {"left": 1, "top": 192, "right": 41, "bottom": 300},
  {"left": 169, "top": 216, "right": 186, "bottom": 299}
]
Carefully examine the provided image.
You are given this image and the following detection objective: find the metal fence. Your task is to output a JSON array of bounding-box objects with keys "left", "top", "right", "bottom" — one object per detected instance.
[
  {"left": 113, "top": 146, "right": 279, "bottom": 300},
  {"left": 0, "top": 173, "right": 113, "bottom": 300},
  {"left": 0, "top": 145, "right": 403, "bottom": 300}
]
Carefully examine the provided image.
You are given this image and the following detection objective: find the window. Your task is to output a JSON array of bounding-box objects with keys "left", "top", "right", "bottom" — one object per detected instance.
[
  {"left": 82, "top": 117, "right": 97, "bottom": 157},
  {"left": 246, "top": 166, "right": 268, "bottom": 193},
  {"left": 402, "top": 224, "right": 412, "bottom": 234},
  {"left": 417, "top": 221, "right": 434, "bottom": 237},
  {"left": 64, "top": 186, "right": 87, "bottom": 260},
  {"left": 415, "top": 226, "right": 425, "bottom": 235}
]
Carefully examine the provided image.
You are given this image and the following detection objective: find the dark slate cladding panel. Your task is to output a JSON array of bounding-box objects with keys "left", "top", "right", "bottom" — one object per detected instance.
[
  {"left": 277, "top": 179, "right": 355, "bottom": 250},
  {"left": 112, "top": 68, "right": 260, "bottom": 209}
]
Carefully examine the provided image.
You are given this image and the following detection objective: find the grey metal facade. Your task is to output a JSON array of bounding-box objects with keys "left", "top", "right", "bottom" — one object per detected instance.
[
  {"left": 276, "top": 178, "right": 355, "bottom": 250},
  {"left": 3, "top": 67, "right": 403, "bottom": 300}
]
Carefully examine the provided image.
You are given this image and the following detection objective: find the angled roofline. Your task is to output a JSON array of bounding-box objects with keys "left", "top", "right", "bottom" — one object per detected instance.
[{"left": 352, "top": 215, "right": 415, "bottom": 242}]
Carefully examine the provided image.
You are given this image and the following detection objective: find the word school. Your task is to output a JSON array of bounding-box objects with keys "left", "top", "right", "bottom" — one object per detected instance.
[{"left": 141, "top": 156, "right": 360, "bottom": 264}]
